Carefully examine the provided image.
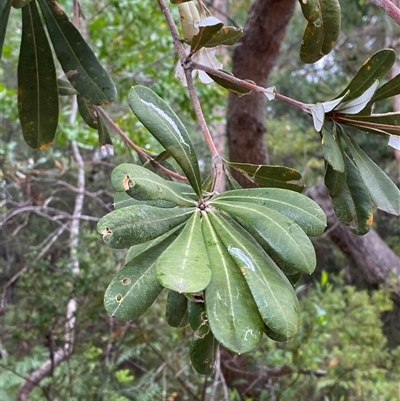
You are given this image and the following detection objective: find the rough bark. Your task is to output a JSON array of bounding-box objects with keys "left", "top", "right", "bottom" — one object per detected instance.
[{"left": 227, "top": 0, "right": 296, "bottom": 187}]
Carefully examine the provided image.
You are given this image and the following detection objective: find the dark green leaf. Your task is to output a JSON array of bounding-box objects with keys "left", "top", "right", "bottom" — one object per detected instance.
[
  {"left": 18, "top": 0, "right": 58, "bottom": 149},
  {"left": 166, "top": 291, "right": 189, "bottom": 328},
  {"left": 113, "top": 191, "right": 176, "bottom": 210},
  {"left": 128, "top": 86, "right": 202, "bottom": 197},
  {"left": 371, "top": 74, "right": 400, "bottom": 103},
  {"left": 211, "top": 188, "right": 326, "bottom": 236},
  {"left": 205, "top": 26, "right": 243, "bottom": 47},
  {"left": 104, "top": 237, "right": 175, "bottom": 321},
  {"left": 336, "top": 49, "right": 396, "bottom": 102},
  {"left": 111, "top": 163, "right": 198, "bottom": 206},
  {"left": 325, "top": 155, "right": 373, "bottom": 235},
  {"left": 97, "top": 113, "right": 113, "bottom": 154},
  {"left": 206, "top": 71, "right": 252, "bottom": 97},
  {"left": 188, "top": 302, "right": 218, "bottom": 375},
  {"left": 338, "top": 113, "right": 400, "bottom": 136},
  {"left": 321, "top": 124, "right": 345, "bottom": 172},
  {"left": 190, "top": 16, "right": 223, "bottom": 53},
  {"left": 226, "top": 162, "right": 305, "bottom": 192},
  {"left": 202, "top": 214, "right": 263, "bottom": 353},
  {"left": 37, "top": 0, "right": 116, "bottom": 105},
  {"left": 0, "top": 0, "right": 11, "bottom": 60},
  {"left": 157, "top": 212, "right": 211, "bottom": 293},
  {"left": 57, "top": 78, "right": 78, "bottom": 96},
  {"left": 77, "top": 95, "right": 98, "bottom": 129},
  {"left": 97, "top": 205, "right": 194, "bottom": 249},
  {"left": 209, "top": 212, "right": 300, "bottom": 341},
  {"left": 210, "top": 201, "right": 317, "bottom": 274},
  {"left": 342, "top": 132, "right": 400, "bottom": 215}
]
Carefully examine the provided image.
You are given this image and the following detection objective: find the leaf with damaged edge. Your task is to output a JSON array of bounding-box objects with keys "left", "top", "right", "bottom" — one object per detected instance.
[{"left": 166, "top": 291, "right": 189, "bottom": 328}]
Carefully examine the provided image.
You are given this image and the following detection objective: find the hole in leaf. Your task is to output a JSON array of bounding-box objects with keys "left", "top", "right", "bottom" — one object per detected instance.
[
  {"left": 115, "top": 294, "right": 123, "bottom": 302},
  {"left": 121, "top": 278, "right": 131, "bottom": 285},
  {"left": 101, "top": 227, "right": 112, "bottom": 237}
]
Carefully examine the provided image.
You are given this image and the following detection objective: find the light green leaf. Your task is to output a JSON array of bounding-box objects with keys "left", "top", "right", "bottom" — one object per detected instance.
[
  {"left": 202, "top": 214, "right": 263, "bottom": 354},
  {"left": 188, "top": 302, "right": 218, "bottom": 375},
  {"left": 325, "top": 155, "right": 373, "bottom": 235},
  {"left": 209, "top": 212, "right": 300, "bottom": 340},
  {"left": 321, "top": 124, "right": 345, "bottom": 172},
  {"left": 104, "top": 238, "right": 174, "bottom": 321},
  {"left": 18, "top": 0, "right": 58, "bottom": 149},
  {"left": 157, "top": 212, "right": 211, "bottom": 293},
  {"left": 111, "top": 163, "right": 198, "bottom": 206},
  {"left": 336, "top": 80, "right": 379, "bottom": 114},
  {"left": 128, "top": 86, "right": 202, "bottom": 197},
  {"left": 342, "top": 132, "right": 400, "bottom": 215},
  {"left": 166, "top": 291, "right": 189, "bottom": 328},
  {"left": 211, "top": 188, "right": 326, "bottom": 236},
  {"left": 37, "top": 0, "right": 116, "bottom": 105},
  {"left": 97, "top": 205, "right": 194, "bottom": 249},
  {"left": 210, "top": 201, "right": 317, "bottom": 274},
  {"left": 336, "top": 49, "right": 396, "bottom": 102},
  {"left": 226, "top": 162, "right": 305, "bottom": 192},
  {"left": 190, "top": 16, "right": 223, "bottom": 53}
]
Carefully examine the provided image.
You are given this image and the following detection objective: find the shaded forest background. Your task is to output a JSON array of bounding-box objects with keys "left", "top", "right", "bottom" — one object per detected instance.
[{"left": 1, "top": 0, "right": 400, "bottom": 400}]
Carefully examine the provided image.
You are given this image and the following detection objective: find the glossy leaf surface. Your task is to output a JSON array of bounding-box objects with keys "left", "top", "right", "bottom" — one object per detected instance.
[
  {"left": 157, "top": 212, "right": 211, "bottom": 293},
  {"left": 128, "top": 86, "right": 202, "bottom": 196},
  {"left": 211, "top": 188, "right": 326, "bottom": 236},
  {"left": 97, "top": 205, "right": 194, "bottom": 248},
  {"left": 18, "top": 0, "right": 58, "bottom": 149},
  {"left": 37, "top": 0, "right": 116, "bottom": 105},
  {"left": 202, "top": 214, "right": 263, "bottom": 353},
  {"left": 210, "top": 201, "right": 317, "bottom": 274},
  {"left": 111, "top": 163, "right": 197, "bottom": 206},
  {"left": 209, "top": 212, "right": 300, "bottom": 340},
  {"left": 226, "top": 162, "right": 305, "bottom": 192}
]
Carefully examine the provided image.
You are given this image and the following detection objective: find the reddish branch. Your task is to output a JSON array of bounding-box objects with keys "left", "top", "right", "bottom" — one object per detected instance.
[{"left": 370, "top": 0, "right": 400, "bottom": 25}]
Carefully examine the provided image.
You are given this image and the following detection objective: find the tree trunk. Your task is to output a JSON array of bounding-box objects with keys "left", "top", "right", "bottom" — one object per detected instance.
[{"left": 227, "top": 0, "right": 296, "bottom": 187}]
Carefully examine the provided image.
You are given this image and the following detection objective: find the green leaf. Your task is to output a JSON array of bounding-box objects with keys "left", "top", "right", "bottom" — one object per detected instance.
[
  {"left": 202, "top": 214, "right": 263, "bottom": 354},
  {"left": 111, "top": 163, "right": 198, "bottom": 206},
  {"left": 166, "top": 291, "right": 189, "bottom": 328},
  {"left": 157, "top": 212, "right": 212, "bottom": 293},
  {"left": 209, "top": 212, "right": 300, "bottom": 341},
  {"left": 342, "top": 132, "right": 400, "bottom": 216},
  {"left": 18, "top": 0, "right": 58, "bottom": 149},
  {"left": 211, "top": 188, "right": 326, "bottom": 236},
  {"left": 338, "top": 113, "right": 400, "bottom": 136},
  {"left": 97, "top": 205, "right": 194, "bottom": 249},
  {"left": 188, "top": 302, "right": 218, "bottom": 375},
  {"left": 37, "top": 0, "right": 116, "bottom": 105},
  {"left": 210, "top": 201, "right": 317, "bottom": 275},
  {"left": 299, "top": 0, "right": 341, "bottom": 63},
  {"left": 77, "top": 95, "right": 98, "bottom": 129},
  {"left": 104, "top": 238, "right": 175, "bottom": 321},
  {"left": 371, "top": 74, "right": 400, "bottom": 103},
  {"left": 126, "top": 224, "right": 184, "bottom": 263},
  {"left": 321, "top": 124, "right": 345, "bottom": 172},
  {"left": 190, "top": 16, "right": 223, "bottom": 53},
  {"left": 325, "top": 155, "right": 373, "bottom": 235},
  {"left": 225, "top": 168, "right": 242, "bottom": 190},
  {"left": 57, "top": 78, "right": 78, "bottom": 96},
  {"left": 97, "top": 113, "right": 113, "bottom": 155},
  {"left": 0, "top": 0, "right": 11, "bottom": 60},
  {"left": 336, "top": 80, "right": 379, "bottom": 114},
  {"left": 205, "top": 26, "right": 243, "bottom": 47},
  {"left": 170, "top": 0, "right": 193, "bottom": 4},
  {"left": 206, "top": 71, "right": 252, "bottom": 97},
  {"left": 226, "top": 162, "right": 305, "bottom": 192},
  {"left": 113, "top": 191, "right": 176, "bottom": 210},
  {"left": 336, "top": 49, "right": 396, "bottom": 102},
  {"left": 128, "top": 86, "right": 202, "bottom": 197},
  {"left": 11, "top": 0, "right": 32, "bottom": 9}
]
